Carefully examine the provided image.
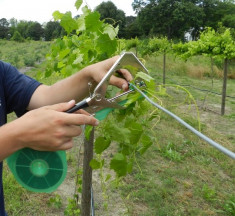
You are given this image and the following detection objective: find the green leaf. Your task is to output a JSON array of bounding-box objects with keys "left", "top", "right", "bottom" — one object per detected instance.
[
  {"left": 103, "top": 25, "right": 118, "bottom": 40},
  {"left": 73, "top": 54, "right": 83, "bottom": 65},
  {"left": 104, "top": 122, "right": 130, "bottom": 143},
  {"left": 138, "top": 134, "right": 153, "bottom": 155},
  {"left": 85, "top": 11, "right": 102, "bottom": 32},
  {"left": 94, "top": 137, "right": 111, "bottom": 154},
  {"left": 75, "top": 0, "right": 83, "bottom": 10},
  {"left": 60, "top": 12, "right": 78, "bottom": 34},
  {"left": 61, "top": 65, "right": 73, "bottom": 77},
  {"left": 57, "top": 61, "right": 65, "bottom": 68},
  {"left": 124, "top": 118, "right": 143, "bottom": 144},
  {"left": 136, "top": 72, "right": 154, "bottom": 83},
  {"left": 96, "top": 33, "right": 117, "bottom": 56},
  {"left": 77, "top": 17, "right": 85, "bottom": 31},
  {"left": 53, "top": 11, "right": 63, "bottom": 21},
  {"left": 85, "top": 125, "right": 93, "bottom": 140},
  {"left": 110, "top": 153, "right": 128, "bottom": 177},
  {"left": 59, "top": 48, "right": 70, "bottom": 60},
  {"left": 105, "top": 174, "right": 112, "bottom": 182},
  {"left": 89, "top": 159, "right": 103, "bottom": 170}
]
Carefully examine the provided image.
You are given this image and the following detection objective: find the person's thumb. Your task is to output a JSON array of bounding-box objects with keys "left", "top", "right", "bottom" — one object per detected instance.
[{"left": 48, "top": 100, "right": 76, "bottom": 112}]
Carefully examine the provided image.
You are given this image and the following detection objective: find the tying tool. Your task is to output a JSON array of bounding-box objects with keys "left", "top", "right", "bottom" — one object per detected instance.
[{"left": 66, "top": 52, "right": 148, "bottom": 114}]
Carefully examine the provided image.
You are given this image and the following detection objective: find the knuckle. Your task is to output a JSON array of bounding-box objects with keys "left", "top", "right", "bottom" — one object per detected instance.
[
  {"left": 54, "top": 128, "right": 66, "bottom": 138},
  {"left": 52, "top": 139, "right": 63, "bottom": 148},
  {"left": 53, "top": 116, "right": 64, "bottom": 125}
]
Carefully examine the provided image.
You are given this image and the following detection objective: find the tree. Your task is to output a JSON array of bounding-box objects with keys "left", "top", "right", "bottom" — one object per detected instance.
[
  {"left": 133, "top": 0, "right": 204, "bottom": 40},
  {"left": 95, "top": 1, "right": 126, "bottom": 38},
  {"left": 16, "top": 20, "right": 30, "bottom": 38},
  {"left": 44, "top": 21, "right": 62, "bottom": 41},
  {"left": 8, "top": 18, "right": 18, "bottom": 38},
  {"left": 0, "top": 18, "right": 9, "bottom": 39},
  {"left": 27, "top": 22, "right": 44, "bottom": 40},
  {"left": 124, "top": 16, "right": 141, "bottom": 39}
]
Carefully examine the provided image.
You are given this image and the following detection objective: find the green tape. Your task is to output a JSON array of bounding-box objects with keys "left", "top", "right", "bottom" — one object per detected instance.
[
  {"left": 7, "top": 149, "right": 67, "bottom": 193},
  {"left": 95, "top": 99, "right": 127, "bottom": 120}
]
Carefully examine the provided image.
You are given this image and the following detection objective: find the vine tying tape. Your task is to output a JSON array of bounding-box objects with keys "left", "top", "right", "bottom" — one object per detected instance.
[{"left": 129, "top": 83, "right": 235, "bottom": 160}]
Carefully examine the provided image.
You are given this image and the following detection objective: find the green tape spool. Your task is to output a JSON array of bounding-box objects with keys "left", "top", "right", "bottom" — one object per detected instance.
[
  {"left": 7, "top": 102, "right": 123, "bottom": 193},
  {"left": 7, "top": 149, "right": 67, "bottom": 193}
]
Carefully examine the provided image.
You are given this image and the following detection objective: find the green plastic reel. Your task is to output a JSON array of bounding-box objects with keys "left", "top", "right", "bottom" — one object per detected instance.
[{"left": 7, "top": 105, "right": 118, "bottom": 193}]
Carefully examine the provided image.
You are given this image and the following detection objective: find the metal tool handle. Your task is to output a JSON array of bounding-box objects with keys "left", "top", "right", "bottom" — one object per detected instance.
[{"left": 66, "top": 99, "right": 89, "bottom": 113}]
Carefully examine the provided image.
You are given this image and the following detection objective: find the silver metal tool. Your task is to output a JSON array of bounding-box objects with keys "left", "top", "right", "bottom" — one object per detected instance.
[{"left": 66, "top": 52, "right": 148, "bottom": 114}]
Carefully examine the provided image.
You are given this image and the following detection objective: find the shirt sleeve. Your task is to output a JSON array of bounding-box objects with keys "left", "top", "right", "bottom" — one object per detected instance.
[{"left": 2, "top": 62, "right": 41, "bottom": 116}]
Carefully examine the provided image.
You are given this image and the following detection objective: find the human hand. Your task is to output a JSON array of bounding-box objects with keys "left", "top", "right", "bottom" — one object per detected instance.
[
  {"left": 13, "top": 100, "right": 98, "bottom": 151},
  {"left": 87, "top": 56, "right": 133, "bottom": 91}
]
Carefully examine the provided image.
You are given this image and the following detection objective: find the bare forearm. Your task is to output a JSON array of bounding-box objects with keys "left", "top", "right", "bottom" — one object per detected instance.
[
  {"left": 28, "top": 67, "right": 93, "bottom": 110},
  {"left": 28, "top": 56, "right": 130, "bottom": 110},
  {"left": 0, "top": 102, "right": 98, "bottom": 161},
  {"left": 0, "top": 122, "right": 24, "bottom": 161}
]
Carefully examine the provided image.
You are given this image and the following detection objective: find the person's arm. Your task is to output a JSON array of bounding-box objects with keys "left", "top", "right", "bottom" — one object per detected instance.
[
  {"left": 27, "top": 56, "right": 132, "bottom": 110},
  {"left": 0, "top": 101, "right": 98, "bottom": 161},
  {"left": 0, "top": 56, "right": 131, "bottom": 161}
]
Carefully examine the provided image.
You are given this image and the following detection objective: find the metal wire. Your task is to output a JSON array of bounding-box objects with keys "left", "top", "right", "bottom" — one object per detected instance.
[
  {"left": 130, "top": 83, "right": 235, "bottom": 160},
  {"left": 165, "top": 76, "right": 235, "bottom": 99},
  {"left": 91, "top": 186, "right": 95, "bottom": 216}
]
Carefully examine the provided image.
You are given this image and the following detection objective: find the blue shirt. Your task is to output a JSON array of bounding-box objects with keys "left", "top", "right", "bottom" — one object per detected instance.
[{"left": 0, "top": 61, "right": 41, "bottom": 216}]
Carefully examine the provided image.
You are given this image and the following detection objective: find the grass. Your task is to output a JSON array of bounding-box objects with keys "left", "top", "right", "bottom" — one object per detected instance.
[
  {"left": 0, "top": 39, "right": 51, "bottom": 69},
  {"left": 2, "top": 42, "right": 235, "bottom": 215},
  {"left": 119, "top": 54, "right": 235, "bottom": 216}
]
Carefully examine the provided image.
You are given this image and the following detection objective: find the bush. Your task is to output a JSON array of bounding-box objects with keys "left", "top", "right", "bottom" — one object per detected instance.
[{"left": 11, "top": 31, "right": 24, "bottom": 42}]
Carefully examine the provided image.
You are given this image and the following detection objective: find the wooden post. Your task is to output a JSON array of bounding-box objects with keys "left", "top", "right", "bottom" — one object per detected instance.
[
  {"left": 221, "top": 58, "right": 228, "bottom": 116},
  {"left": 163, "top": 52, "right": 166, "bottom": 86},
  {"left": 81, "top": 127, "right": 94, "bottom": 216}
]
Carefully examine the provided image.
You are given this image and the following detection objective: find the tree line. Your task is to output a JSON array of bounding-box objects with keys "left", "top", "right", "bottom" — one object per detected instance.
[
  {"left": 0, "top": 18, "right": 65, "bottom": 41},
  {"left": 0, "top": 0, "right": 234, "bottom": 41},
  {"left": 96, "top": 0, "right": 235, "bottom": 40}
]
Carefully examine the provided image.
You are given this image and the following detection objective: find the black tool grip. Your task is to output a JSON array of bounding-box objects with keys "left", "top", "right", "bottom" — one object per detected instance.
[{"left": 66, "top": 99, "right": 89, "bottom": 113}]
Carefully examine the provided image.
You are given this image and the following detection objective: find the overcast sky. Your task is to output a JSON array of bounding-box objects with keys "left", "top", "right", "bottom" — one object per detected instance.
[{"left": 0, "top": 0, "right": 136, "bottom": 23}]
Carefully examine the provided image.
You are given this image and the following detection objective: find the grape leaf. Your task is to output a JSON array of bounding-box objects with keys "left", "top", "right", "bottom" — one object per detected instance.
[
  {"left": 89, "top": 159, "right": 104, "bottom": 170},
  {"left": 75, "top": 0, "right": 83, "bottom": 10},
  {"left": 110, "top": 153, "right": 128, "bottom": 177},
  {"left": 53, "top": 11, "right": 63, "bottom": 21},
  {"left": 85, "top": 125, "right": 93, "bottom": 140},
  {"left": 94, "top": 137, "right": 111, "bottom": 154},
  {"left": 60, "top": 12, "right": 78, "bottom": 34},
  {"left": 138, "top": 134, "right": 153, "bottom": 155}
]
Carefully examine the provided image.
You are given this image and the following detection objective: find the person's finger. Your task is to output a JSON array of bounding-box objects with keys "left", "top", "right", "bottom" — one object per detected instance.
[
  {"left": 117, "top": 69, "right": 133, "bottom": 82},
  {"left": 58, "top": 139, "right": 74, "bottom": 150},
  {"left": 62, "top": 113, "right": 99, "bottom": 126},
  {"left": 46, "top": 100, "right": 76, "bottom": 112},
  {"left": 103, "top": 55, "right": 120, "bottom": 70},
  {"left": 62, "top": 125, "right": 83, "bottom": 137},
  {"left": 109, "top": 76, "right": 129, "bottom": 91},
  {"left": 74, "top": 109, "right": 91, "bottom": 116}
]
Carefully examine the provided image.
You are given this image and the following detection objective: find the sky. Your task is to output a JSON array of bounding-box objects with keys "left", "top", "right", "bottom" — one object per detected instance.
[{"left": 0, "top": 0, "right": 136, "bottom": 24}]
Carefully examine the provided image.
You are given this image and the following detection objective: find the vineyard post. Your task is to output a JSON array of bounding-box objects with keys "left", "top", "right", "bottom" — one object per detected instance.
[
  {"left": 163, "top": 51, "right": 166, "bottom": 86},
  {"left": 81, "top": 127, "right": 95, "bottom": 216},
  {"left": 221, "top": 58, "right": 228, "bottom": 116}
]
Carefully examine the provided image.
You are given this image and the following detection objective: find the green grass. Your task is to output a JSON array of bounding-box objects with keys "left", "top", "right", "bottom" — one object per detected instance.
[
  {"left": 119, "top": 54, "right": 235, "bottom": 216},
  {"left": 0, "top": 39, "right": 51, "bottom": 69}
]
